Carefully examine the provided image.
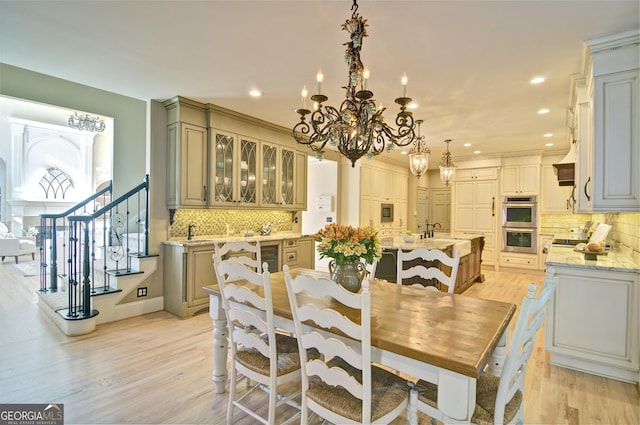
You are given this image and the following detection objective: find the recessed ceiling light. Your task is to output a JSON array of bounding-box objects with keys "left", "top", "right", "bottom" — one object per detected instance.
[
  {"left": 249, "top": 90, "right": 262, "bottom": 97},
  {"left": 530, "top": 77, "right": 545, "bottom": 84},
  {"left": 473, "top": 150, "right": 481, "bottom": 154},
  {"left": 408, "top": 103, "right": 418, "bottom": 109},
  {"left": 544, "top": 133, "right": 553, "bottom": 138},
  {"left": 463, "top": 143, "right": 472, "bottom": 147},
  {"left": 545, "top": 143, "right": 554, "bottom": 147},
  {"left": 400, "top": 151, "right": 407, "bottom": 155},
  {"left": 538, "top": 108, "right": 550, "bottom": 114}
]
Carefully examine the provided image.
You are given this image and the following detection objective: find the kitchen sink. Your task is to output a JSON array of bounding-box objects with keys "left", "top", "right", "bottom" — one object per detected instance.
[{"left": 552, "top": 238, "right": 588, "bottom": 247}]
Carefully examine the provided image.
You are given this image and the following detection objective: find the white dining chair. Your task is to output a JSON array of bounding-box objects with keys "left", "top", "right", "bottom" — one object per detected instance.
[
  {"left": 214, "top": 239, "right": 261, "bottom": 273},
  {"left": 283, "top": 265, "right": 410, "bottom": 424},
  {"left": 413, "top": 273, "right": 559, "bottom": 425},
  {"left": 212, "top": 258, "right": 302, "bottom": 425},
  {"left": 396, "top": 246, "right": 460, "bottom": 293},
  {"left": 362, "top": 258, "right": 378, "bottom": 281}
]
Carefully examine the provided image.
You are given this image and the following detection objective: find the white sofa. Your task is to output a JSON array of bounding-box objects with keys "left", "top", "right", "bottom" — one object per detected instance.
[{"left": 0, "top": 222, "right": 37, "bottom": 263}]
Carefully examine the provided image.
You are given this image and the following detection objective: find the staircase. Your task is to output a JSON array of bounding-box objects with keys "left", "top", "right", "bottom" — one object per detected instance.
[
  {"left": 37, "top": 175, "right": 161, "bottom": 336},
  {"left": 38, "top": 254, "right": 159, "bottom": 335}
]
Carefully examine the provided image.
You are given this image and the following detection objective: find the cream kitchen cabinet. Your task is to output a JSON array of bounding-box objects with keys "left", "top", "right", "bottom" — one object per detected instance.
[
  {"left": 540, "top": 164, "right": 574, "bottom": 214},
  {"left": 166, "top": 122, "right": 208, "bottom": 209},
  {"left": 393, "top": 201, "right": 407, "bottom": 233},
  {"left": 293, "top": 151, "right": 308, "bottom": 210},
  {"left": 575, "top": 30, "right": 640, "bottom": 212},
  {"left": 283, "top": 236, "right": 315, "bottom": 270},
  {"left": 261, "top": 142, "right": 301, "bottom": 208},
  {"left": 591, "top": 68, "right": 639, "bottom": 211},
  {"left": 455, "top": 167, "right": 498, "bottom": 181},
  {"left": 165, "top": 96, "right": 308, "bottom": 210},
  {"left": 500, "top": 252, "right": 538, "bottom": 270},
  {"left": 501, "top": 164, "right": 539, "bottom": 195},
  {"left": 454, "top": 179, "right": 497, "bottom": 233},
  {"left": 545, "top": 264, "right": 639, "bottom": 383},
  {"left": 163, "top": 243, "right": 216, "bottom": 318},
  {"left": 453, "top": 170, "right": 498, "bottom": 268},
  {"left": 210, "top": 130, "right": 258, "bottom": 207},
  {"left": 356, "top": 162, "right": 408, "bottom": 232}
]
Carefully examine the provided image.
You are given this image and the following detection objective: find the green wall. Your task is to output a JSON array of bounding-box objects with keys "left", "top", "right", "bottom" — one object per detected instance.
[{"left": 0, "top": 63, "right": 147, "bottom": 196}]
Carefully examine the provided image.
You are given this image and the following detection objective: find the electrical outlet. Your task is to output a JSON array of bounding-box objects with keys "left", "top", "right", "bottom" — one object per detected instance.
[{"left": 137, "top": 287, "right": 147, "bottom": 297}]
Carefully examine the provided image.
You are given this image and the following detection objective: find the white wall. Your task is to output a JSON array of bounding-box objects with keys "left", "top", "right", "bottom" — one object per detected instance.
[{"left": 302, "top": 157, "right": 338, "bottom": 271}]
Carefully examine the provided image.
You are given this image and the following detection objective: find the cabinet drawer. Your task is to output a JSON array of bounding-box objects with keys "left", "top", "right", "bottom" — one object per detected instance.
[
  {"left": 284, "top": 249, "right": 298, "bottom": 266},
  {"left": 500, "top": 253, "right": 538, "bottom": 269},
  {"left": 283, "top": 239, "right": 298, "bottom": 248}
]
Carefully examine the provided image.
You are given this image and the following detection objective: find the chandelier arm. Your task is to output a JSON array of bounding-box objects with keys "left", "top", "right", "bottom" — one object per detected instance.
[{"left": 291, "top": 0, "right": 420, "bottom": 166}]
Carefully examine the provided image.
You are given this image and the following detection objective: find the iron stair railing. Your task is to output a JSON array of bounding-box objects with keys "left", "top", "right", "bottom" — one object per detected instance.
[{"left": 39, "top": 175, "right": 150, "bottom": 321}]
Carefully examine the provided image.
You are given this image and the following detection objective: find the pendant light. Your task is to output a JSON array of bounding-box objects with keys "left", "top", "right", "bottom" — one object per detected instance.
[
  {"left": 408, "top": 120, "right": 430, "bottom": 178},
  {"left": 439, "top": 139, "right": 455, "bottom": 186}
]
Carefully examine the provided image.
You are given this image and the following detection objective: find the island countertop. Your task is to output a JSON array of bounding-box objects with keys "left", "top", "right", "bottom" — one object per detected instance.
[
  {"left": 545, "top": 245, "right": 640, "bottom": 274},
  {"left": 380, "top": 233, "right": 484, "bottom": 257},
  {"left": 162, "top": 232, "right": 307, "bottom": 247}
]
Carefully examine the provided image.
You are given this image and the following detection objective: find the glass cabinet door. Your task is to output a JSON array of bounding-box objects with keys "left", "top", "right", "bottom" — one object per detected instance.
[
  {"left": 214, "top": 133, "right": 234, "bottom": 202},
  {"left": 262, "top": 143, "right": 277, "bottom": 204},
  {"left": 281, "top": 148, "right": 294, "bottom": 205},
  {"left": 239, "top": 138, "right": 257, "bottom": 204}
]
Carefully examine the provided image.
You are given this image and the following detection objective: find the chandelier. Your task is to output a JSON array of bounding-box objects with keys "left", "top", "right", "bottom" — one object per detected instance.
[
  {"left": 439, "top": 139, "right": 456, "bottom": 186},
  {"left": 408, "top": 120, "right": 430, "bottom": 179},
  {"left": 68, "top": 112, "right": 105, "bottom": 132},
  {"left": 292, "top": 0, "right": 416, "bottom": 167}
]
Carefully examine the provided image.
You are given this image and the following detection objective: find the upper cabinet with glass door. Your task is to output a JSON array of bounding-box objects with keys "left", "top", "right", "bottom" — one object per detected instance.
[
  {"left": 211, "top": 130, "right": 258, "bottom": 207},
  {"left": 259, "top": 142, "right": 307, "bottom": 209}
]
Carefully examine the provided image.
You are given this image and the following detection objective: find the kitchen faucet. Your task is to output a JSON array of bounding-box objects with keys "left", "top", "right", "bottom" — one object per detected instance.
[
  {"left": 424, "top": 222, "right": 441, "bottom": 238},
  {"left": 187, "top": 223, "right": 196, "bottom": 240},
  {"left": 431, "top": 222, "right": 441, "bottom": 237}
]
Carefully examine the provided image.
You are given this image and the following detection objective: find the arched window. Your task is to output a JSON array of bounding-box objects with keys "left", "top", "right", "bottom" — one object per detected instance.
[{"left": 39, "top": 168, "right": 74, "bottom": 199}]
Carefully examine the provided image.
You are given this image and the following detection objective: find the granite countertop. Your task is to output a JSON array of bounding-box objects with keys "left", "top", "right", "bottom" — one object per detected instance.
[
  {"left": 163, "top": 232, "right": 307, "bottom": 247},
  {"left": 380, "top": 233, "right": 482, "bottom": 255},
  {"left": 545, "top": 245, "right": 640, "bottom": 273}
]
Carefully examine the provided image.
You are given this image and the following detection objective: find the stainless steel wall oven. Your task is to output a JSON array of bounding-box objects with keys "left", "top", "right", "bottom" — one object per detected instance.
[
  {"left": 502, "top": 196, "right": 537, "bottom": 254},
  {"left": 502, "top": 196, "right": 537, "bottom": 228},
  {"left": 502, "top": 227, "right": 537, "bottom": 254}
]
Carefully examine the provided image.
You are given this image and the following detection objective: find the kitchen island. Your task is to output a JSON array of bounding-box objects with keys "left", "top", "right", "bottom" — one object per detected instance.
[
  {"left": 375, "top": 234, "right": 485, "bottom": 294},
  {"left": 545, "top": 245, "right": 640, "bottom": 383}
]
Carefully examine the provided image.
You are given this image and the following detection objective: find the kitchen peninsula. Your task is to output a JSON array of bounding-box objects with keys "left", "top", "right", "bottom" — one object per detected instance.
[
  {"left": 163, "top": 233, "right": 314, "bottom": 318},
  {"left": 544, "top": 245, "right": 640, "bottom": 383}
]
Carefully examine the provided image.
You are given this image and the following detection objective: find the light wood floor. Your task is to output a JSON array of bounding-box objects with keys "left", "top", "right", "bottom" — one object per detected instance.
[{"left": 1, "top": 257, "right": 638, "bottom": 424}]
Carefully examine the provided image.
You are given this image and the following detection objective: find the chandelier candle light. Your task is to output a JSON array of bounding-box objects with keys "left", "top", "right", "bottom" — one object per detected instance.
[
  {"left": 68, "top": 112, "right": 106, "bottom": 132},
  {"left": 292, "top": 0, "right": 417, "bottom": 167},
  {"left": 408, "top": 119, "right": 430, "bottom": 178}
]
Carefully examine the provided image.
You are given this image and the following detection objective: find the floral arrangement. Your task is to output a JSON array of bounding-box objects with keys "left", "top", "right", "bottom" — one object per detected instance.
[{"left": 314, "top": 223, "right": 381, "bottom": 266}]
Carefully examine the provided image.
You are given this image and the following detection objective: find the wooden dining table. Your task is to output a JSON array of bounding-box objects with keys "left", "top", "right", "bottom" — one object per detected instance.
[{"left": 203, "top": 268, "right": 516, "bottom": 423}]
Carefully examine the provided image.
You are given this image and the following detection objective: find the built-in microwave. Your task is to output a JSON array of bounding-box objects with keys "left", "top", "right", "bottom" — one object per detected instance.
[
  {"left": 502, "top": 196, "right": 537, "bottom": 228},
  {"left": 381, "top": 203, "right": 394, "bottom": 223}
]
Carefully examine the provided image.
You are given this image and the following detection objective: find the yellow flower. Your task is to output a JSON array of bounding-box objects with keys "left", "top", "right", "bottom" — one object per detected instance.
[{"left": 314, "top": 223, "right": 381, "bottom": 266}]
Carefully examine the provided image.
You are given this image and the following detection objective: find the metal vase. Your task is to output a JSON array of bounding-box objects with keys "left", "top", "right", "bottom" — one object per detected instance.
[{"left": 328, "top": 260, "right": 365, "bottom": 293}]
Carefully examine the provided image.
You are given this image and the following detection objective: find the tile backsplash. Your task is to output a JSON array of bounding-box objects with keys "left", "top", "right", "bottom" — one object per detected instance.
[
  {"left": 541, "top": 212, "right": 640, "bottom": 258},
  {"left": 170, "top": 209, "right": 295, "bottom": 238}
]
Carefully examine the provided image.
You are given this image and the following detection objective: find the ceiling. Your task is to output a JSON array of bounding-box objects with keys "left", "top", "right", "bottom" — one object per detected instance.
[{"left": 1, "top": 1, "right": 638, "bottom": 169}]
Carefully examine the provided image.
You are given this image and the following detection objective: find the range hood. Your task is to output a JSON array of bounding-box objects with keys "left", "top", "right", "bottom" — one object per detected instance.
[{"left": 552, "top": 142, "right": 577, "bottom": 186}]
